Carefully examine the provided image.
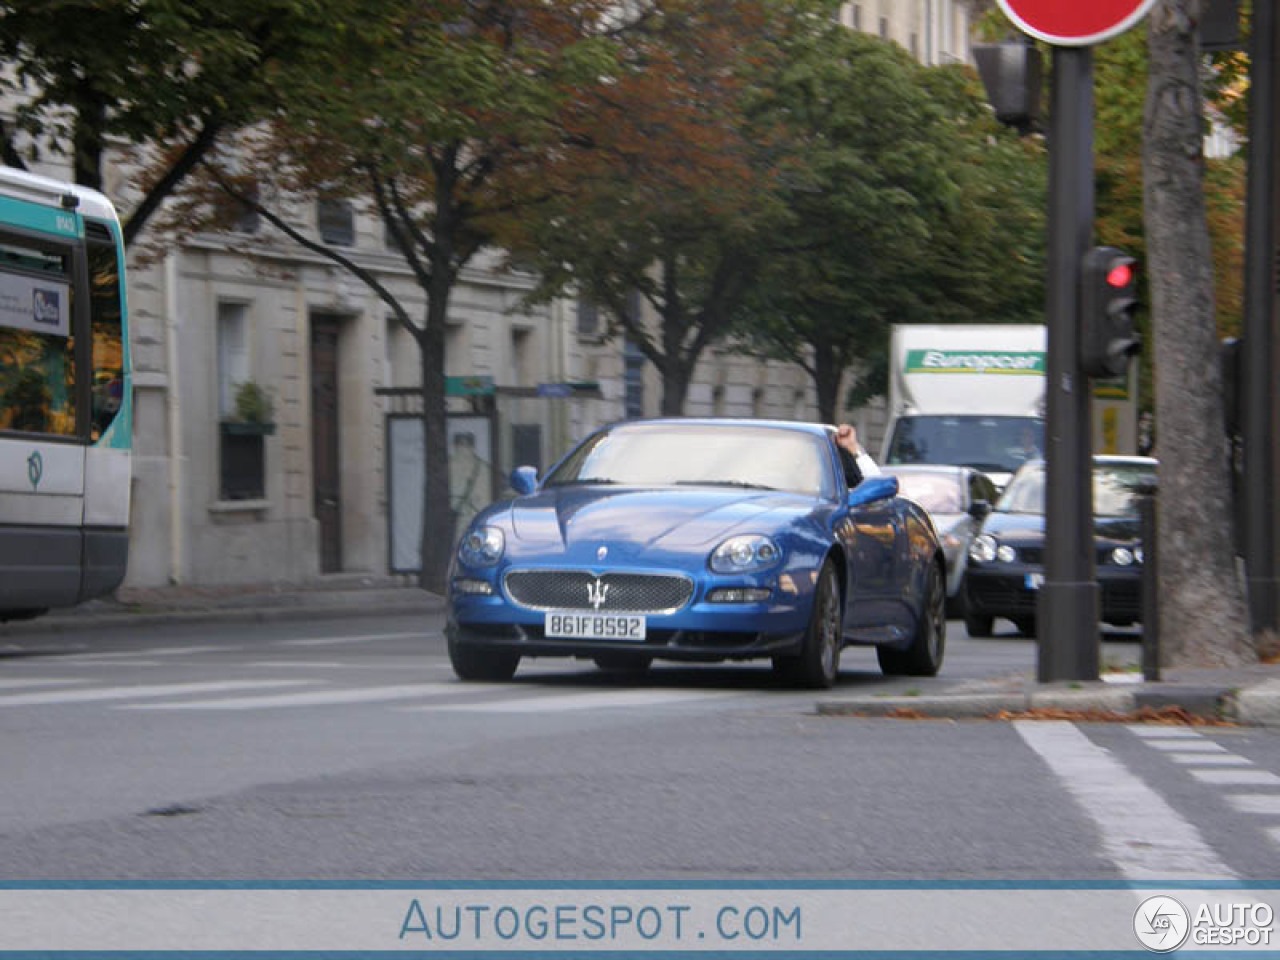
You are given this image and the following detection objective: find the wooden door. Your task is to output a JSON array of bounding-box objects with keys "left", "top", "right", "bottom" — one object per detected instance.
[{"left": 310, "top": 315, "right": 342, "bottom": 573}]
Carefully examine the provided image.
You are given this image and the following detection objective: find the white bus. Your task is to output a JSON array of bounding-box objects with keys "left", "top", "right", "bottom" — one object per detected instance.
[{"left": 0, "top": 166, "right": 131, "bottom": 621}]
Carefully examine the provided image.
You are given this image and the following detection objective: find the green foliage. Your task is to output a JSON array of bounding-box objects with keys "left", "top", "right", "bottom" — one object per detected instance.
[
  {"left": 231, "top": 381, "right": 274, "bottom": 425},
  {"left": 737, "top": 26, "right": 1047, "bottom": 418}
]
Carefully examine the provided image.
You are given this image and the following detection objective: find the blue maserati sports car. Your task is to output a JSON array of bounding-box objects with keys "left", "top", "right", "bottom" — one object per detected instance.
[{"left": 446, "top": 419, "right": 947, "bottom": 688}]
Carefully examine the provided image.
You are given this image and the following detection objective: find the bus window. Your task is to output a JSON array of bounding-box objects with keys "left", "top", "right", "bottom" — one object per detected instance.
[
  {"left": 0, "top": 236, "right": 76, "bottom": 437},
  {"left": 86, "top": 220, "right": 124, "bottom": 441}
]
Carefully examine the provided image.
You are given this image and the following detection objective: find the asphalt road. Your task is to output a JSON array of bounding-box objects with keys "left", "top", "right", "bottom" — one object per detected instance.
[{"left": 2, "top": 613, "right": 1278, "bottom": 881}]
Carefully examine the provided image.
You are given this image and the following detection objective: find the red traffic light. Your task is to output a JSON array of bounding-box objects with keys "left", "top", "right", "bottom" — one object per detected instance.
[{"left": 1106, "top": 262, "right": 1134, "bottom": 288}]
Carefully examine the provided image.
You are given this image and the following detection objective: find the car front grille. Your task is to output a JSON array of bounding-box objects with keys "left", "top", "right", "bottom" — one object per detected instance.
[{"left": 503, "top": 569, "right": 694, "bottom": 614}]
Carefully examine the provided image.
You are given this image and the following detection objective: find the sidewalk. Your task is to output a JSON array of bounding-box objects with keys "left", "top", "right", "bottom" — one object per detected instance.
[
  {"left": 816, "top": 660, "right": 1280, "bottom": 728},
  {"left": 0, "top": 574, "right": 444, "bottom": 636}
]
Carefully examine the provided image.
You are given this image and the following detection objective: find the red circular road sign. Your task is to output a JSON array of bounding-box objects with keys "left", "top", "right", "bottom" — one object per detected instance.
[{"left": 996, "top": 0, "right": 1160, "bottom": 46}]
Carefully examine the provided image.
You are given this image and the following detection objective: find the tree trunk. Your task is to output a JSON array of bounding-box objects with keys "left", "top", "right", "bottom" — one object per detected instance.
[
  {"left": 660, "top": 362, "right": 691, "bottom": 416},
  {"left": 418, "top": 293, "right": 455, "bottom": 595},
  {"left": 1143, "top": 0, "right": 1254, "bottom": 666},
  {"left": 813, "top": 342, "right": 842, "bottom": 425}
]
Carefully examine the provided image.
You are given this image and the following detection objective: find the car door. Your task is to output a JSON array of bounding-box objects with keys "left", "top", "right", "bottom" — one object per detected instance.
[{"left": 845, "top": 484, "right": 908, "bottom": 632}]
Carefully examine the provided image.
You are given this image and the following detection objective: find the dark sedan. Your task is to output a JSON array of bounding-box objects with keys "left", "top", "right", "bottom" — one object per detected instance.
[{"left": 963, "top": 455, "right": 1157, "bottom": 637}]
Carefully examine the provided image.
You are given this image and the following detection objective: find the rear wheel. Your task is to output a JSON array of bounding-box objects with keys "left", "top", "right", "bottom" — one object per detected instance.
[
  {"left": 448, "top": 632, "right": 520, "bottom": 681},
  {"left": 773, "top": 559, "right": 842, "bottom": 689},
  {"left": 879, "top": 561, "right": 946, "bottom": 677}
]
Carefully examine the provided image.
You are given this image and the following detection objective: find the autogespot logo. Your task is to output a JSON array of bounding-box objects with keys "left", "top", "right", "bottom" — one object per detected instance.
[{"left": 1135, "top": 896, "right": 1191, "bottom": 952}]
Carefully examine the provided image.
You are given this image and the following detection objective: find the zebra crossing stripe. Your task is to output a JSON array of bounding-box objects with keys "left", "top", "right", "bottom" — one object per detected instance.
[
  {"left": 0, "top": 679, "right": 314, "bottom": 707},
  {"left": 0, "top": 678, "right": 92, "bottom": 691},
  {"left": 116, "top": 682, "right": 497, "bottom": 711},
  {"left": 1226, "top": 795, "right": 1280, "bottom": 815},
  {"left": 414, "top": 687, "right": 743, "bottom": 713},
  {"left": 1014, "top": 720, "right": 1235, "bottom": 879}
]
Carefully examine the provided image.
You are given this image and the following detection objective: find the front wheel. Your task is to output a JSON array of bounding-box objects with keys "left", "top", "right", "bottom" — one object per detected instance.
[
  {"left": 878, "top": 561, "right": 946, "bottom": 677},
  {"left": 448, "top": 631, "right": 520, "bottom": 681},
  {"left": 774, "top": 559, "right": 842, "bottom": 689}
]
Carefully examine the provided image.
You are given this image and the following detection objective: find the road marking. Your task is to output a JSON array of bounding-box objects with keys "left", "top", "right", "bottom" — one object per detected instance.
[
  {"left": 1269, "top": 827, "right": 1280, "bottom": 847},
  {"left": 1014, "top": 720, "right": 1234, "bottom": 879},
  {"left": 1164, "top": 753, "right": 1254, "bottom": 766},
  {"left": 1226, "top": 795, "right": 1280, "bottom": 815},
  {"left": 117, "top": 682, "right": 501, "bottom": 711},
  {"left": 1125, "top": 726, "right": 1204, "bottom": 738},
  {"left": 66, "top": 645, "right": 235, "bottom": 661},
  {"left": 0, "top": 678, "right": 92, "bottom": 691},
  {"left": 1189, "top": 769, "right": 1280, "bottom": 786},
  {"left": 413, "top": 687, "right": 744, "bottom": 713},
  {"left": 1145, "top": 739, "right": 1228, "bottom": 753},
  {"left": 0, "top": 679, "right": 313, "bottom": 707},
  {"left": 280, "top": 632, "right": 431, "bottom": 647}
]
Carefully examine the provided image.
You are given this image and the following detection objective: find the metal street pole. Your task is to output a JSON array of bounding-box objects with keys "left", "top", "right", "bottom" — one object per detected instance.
[
  {"left": 1243, "top": 0, "right": 1279, "bottom": 640},
  {"left": 1039, "top": 46, "right": 1101, "bottom": 682}
]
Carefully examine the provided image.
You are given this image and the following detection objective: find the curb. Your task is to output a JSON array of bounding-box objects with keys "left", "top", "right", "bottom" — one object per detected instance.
[
  {"left": 0, "top": 597, "right": 445, "bottom": 637},
  {"left": 815, "top": 682, "right": 1262, "bottom": 725}
]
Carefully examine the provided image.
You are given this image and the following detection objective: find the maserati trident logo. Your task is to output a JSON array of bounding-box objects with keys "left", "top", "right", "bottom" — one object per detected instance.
[
  {"left": 587, "top": 577, "right": 609, "bottom": 611},
  {"left": 597, "top": 545, "right": 608, "bottom": 561}
]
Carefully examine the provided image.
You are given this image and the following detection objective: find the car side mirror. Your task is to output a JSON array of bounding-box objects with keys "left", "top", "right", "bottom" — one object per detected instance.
[
  {"left": 847, "top": 474, "right": 898, "bottom": 507},
  {"left": 510, "top": 465, "right": 539, "bottom": 495},
  {"left": 969, "top": 499, "right": 992, "bottom": 521}
]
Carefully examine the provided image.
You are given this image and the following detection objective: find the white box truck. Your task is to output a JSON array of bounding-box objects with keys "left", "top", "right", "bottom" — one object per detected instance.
[{"left": 880, "top": 323, "right": 1137, "bottom": 489}]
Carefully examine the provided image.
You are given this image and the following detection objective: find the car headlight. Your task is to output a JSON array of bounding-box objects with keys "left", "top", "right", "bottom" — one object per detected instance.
[
  {"left": 1111, "top": 546, "right": 1136, "bottom": 566},
  {"left": 457, "top": 526, "right": 505, "bottom": 567},
  {"left": 710, "top": 534, "right": 781, "bottom": 573},
  {"left": 996, "top": 544, "right": 1018, "bottom": 563},
  {"left": 969, "top": 534, "right": 997, "bottom": 564}
]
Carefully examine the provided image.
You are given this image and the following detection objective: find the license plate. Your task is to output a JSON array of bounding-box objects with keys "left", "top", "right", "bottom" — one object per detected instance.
[
  {"left": 545, "top": 611, "right": 647, "bottom": 641},
  {"left": 1025, "top": 573, "right": 1045, "bottom": 590}
]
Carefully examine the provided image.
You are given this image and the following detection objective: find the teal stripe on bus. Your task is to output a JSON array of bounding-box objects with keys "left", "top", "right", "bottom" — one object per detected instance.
[{"left": 0, "top": 194, "right": 82, "bottom": 238}]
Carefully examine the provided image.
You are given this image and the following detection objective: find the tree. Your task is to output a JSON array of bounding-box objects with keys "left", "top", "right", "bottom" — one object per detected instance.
[
  {"left": 0, "top": 0, "right": 349, "bottom": 246},
  {"left": 510, "top": 0, "right": 830, "bottom": 415},
  {"left": 1143, "top": 0, "right": 1254, "bottom": 667},
  {"left": 738, "top": 34, "right": 1047, "bottom": 422},
  {"left": 175, "top": 0, "right": 618, "bottom": 592}
]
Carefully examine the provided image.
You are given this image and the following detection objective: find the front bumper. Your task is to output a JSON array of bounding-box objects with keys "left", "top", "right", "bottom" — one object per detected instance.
[
  {"left": 449, "top": 568, "right": 816, "bottom": 662},
  {"left": 966, "top": 563, "right": 1142, "bottom": 625}
]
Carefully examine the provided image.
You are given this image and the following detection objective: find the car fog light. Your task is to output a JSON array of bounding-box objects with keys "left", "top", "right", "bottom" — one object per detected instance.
[
  {"left": 1134, "top": 546, "right": 1144, "bottom": 564},
  {"left": 708, "top": 587, "right": 772, "bottom": 603},
  {"left": 996, "top": 544, "right": 1017, "bottom": 563},
  {"left": 1111, "top": 547, "right": 1136, "bottom": 566},
  {"left": 451, "top": 578, "right": 493, "bottom": 596}
]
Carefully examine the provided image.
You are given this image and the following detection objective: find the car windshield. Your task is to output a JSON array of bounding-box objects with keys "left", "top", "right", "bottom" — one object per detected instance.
[
  {"left": 995, "top": 461, "right": 1156, "bottom": 517},
  {"left": 887, "top": 471, "right": 963, "bottom": 514},
  {"left": 885, "top": 415, "right": 1044, "bottom": 474},
  {"left": 543, "top": 423, "right": 832, "bottom": 497}
]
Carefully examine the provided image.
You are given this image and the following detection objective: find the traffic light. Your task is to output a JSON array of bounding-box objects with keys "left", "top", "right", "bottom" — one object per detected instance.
[{"left": 1079, "top": 246, "right": 1141, "bottom": 379}]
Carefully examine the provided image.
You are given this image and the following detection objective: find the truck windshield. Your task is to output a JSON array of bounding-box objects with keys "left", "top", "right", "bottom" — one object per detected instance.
[{"left": 884, "top": 416, "right": 1044, "bottom": 474}]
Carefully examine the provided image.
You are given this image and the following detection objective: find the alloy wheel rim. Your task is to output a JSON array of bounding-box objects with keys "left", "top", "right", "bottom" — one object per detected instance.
[{"left": 820, "top": 573, "right": 840, "bottom": 678}]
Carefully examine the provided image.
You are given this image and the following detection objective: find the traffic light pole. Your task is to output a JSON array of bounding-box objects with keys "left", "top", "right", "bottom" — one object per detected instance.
[
  {"left": 1039, "top": 46, "right": 1101, "bottom": 682},
  {"left": 1242, "top": 0, "right": 1278, "bottom": 641}
]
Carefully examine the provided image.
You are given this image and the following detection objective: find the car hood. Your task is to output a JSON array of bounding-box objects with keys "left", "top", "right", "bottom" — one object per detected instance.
[
  {"left": 499, "top": 486, "right": 821, "bottom": 561},
  {"left": 980, "top": 511, "right": 1141, "bottom": 542}
]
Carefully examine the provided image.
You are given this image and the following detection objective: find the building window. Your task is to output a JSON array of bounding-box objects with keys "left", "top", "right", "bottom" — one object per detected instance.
[
  {"left": 217, "top": 303, "right": 249, "bottom": 418},
  {"left": 851, "top": 3, "right": 861, "bottom": 30},
  {"left": 216, "top": 302, "right": 266, "bottom": 501},
  {"left": 624, "top": 338, "right": 645, "bottom": 419},
  {"left": 317, "top": 199, "right": 354, "bottom": 246},
  {"left": 910, "top": 32, "right": 919, "bottom": 59},
  {"left": 879, "top": 16, "right": 889, "bottom": 39},
  {"left": 231, "top": 183, "right": 260, "bottom": 234},
  {"left": 576, "top": 298, "right": 600, "bottom": 339}
]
